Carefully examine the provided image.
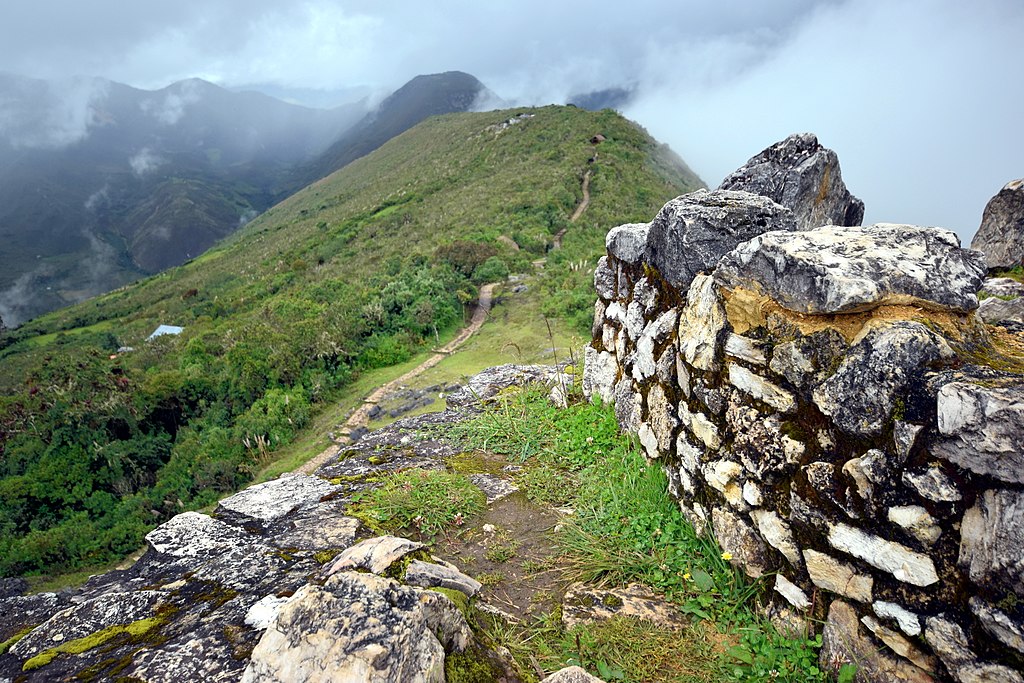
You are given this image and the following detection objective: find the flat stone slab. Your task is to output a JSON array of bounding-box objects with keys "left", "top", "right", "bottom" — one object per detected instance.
[
  {"left": 216, "top": 474, "right": 340, "bottom": 527},
  {"left": 325, "top": 536, "right": 425, "bottom": 576},
  {"left": 561, "top": 582, "right": 689, "bottom": 631},
  {"left": 715, "top": 223, "right": 987, "bottom": 314}
]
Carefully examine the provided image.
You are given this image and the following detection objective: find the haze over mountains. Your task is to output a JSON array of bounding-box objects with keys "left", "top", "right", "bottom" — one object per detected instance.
[{"left": 0, "top": 70, "right": 505, "bottom": 326}]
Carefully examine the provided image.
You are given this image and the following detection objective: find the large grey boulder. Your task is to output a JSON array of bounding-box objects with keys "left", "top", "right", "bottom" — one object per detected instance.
[
  {"left": 970, "top": 179, "right": 1024, "bottom": 269},
  {"left": 715, "top": 223, "right": 987, "bottom": 314},
  {"left": 813, "top": 321, "right": 953, "bottom": 436},
  {"left": 934, "top": 381, "right": 1024, "bottom": 483},
  {"left": 644, "top": 189, "right": 795, "bottom": 291},
  {"left": 215, "top": 474, "right": 340, "bottom": 529},
  {"left": 242, "top": 571, "right": 470, "bottom": 683},
  {"left": 605, "top": 222, "right": 649, "bottom": 264},
  {"left": 719, "top": 132, "right": 864, "bottom": 230}
]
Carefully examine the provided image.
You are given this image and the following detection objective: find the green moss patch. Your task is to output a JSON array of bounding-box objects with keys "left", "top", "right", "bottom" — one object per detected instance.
[{"left": 22, "top": 617, "right": 162, "bottom": 672}]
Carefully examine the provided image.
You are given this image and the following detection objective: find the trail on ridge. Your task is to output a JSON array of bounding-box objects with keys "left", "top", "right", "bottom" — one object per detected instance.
[{"left": 296, "top": 283, "right": 496, "bottom": 474}]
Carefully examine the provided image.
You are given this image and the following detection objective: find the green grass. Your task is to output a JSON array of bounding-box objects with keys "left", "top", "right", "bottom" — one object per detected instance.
[
  {"left": 452, "top": 386, "right": 829, "bottom": 683},
  {"left": 350, "top": 469, "right": 487, "bottom": 538}
]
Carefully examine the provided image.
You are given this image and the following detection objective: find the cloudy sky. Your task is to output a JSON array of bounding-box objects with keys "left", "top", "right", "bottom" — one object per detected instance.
[{"left": 3, "top": 0, "right": 1021, "bottom": 241}]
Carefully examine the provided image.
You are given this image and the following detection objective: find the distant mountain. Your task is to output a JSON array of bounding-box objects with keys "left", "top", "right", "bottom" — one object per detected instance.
[
  {"left": 0, "top": 74, "right": 368, "bottom": 326},
  {"left": 568, "top": 86, "right": 636, "bottom": 111},
  {"left": 0, "top": 105, "right": 703, "bottom": 578},
  {"left": 289, "top": 71, "right": 488, "bottom": 191}
]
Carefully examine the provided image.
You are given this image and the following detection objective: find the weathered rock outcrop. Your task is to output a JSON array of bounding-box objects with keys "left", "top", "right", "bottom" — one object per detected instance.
[
  {"left": 583, "top": 168, "right": 1024, "bottom": 681},
  {"left": 719, "top": 132, "right": 864, "bottom": 229},
  {"left": 0, "top": 364, "right": 571, "bottom": 682},
  {"left": 971, "top": 179, "right": 1024, "bottom": 270}
]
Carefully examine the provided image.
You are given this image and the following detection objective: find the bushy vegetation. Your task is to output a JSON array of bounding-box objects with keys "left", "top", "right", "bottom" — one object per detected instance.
[
  {"left": 452, "top": 387, "right": 829, "bottom": 682},
  {"left": 0, "top": 105, "right": 701, "bottom": 578}
]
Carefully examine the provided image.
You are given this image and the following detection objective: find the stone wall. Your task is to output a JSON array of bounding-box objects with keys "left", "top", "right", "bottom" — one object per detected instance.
[{"left": 583, "top": 188, "right": 1024, "bottom": 681}]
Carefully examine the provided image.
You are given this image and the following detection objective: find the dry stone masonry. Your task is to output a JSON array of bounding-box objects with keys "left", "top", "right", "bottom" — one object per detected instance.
[{"left": 584, "top": 135, "right": 1024, "bottom": 682}]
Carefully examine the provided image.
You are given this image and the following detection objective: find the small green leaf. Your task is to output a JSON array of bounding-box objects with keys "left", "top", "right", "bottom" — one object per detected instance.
[{"left": 691, "top": 568, "right": 714, "bottom": 591}]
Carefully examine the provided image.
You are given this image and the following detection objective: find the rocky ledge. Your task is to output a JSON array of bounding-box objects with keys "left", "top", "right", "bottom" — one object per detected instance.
[{"left": 0, "top": 364, "right": 588, "bottom": 683}]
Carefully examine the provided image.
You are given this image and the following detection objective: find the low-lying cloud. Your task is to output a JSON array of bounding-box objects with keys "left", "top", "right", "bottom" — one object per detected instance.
[
  {"left": 0, "top": 76, "right": 107, "bottom": 149},
  {"left": 129, "top": 147, "right": 164, "bottom": 176},
  {"left": 0, "top": 0, "right": 1020, "bottom": 241}
]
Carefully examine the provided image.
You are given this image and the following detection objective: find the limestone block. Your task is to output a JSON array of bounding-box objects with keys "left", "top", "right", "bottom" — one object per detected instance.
[
  {"left": 888, "top": 506, "right": 942, "bottom": 546},
  {"left": 959, "top": 488, "right": 1024, "bottom": 594},
  {"left": 874, "top": 600, "right": 923, "bottom": 637},
  {"left": 861, "top": 615, "right": 939, "bottom": 673},
  {"left": 820, "top": 600, "right": 934, "bottom": 683},
  {"left": 728, "top": 363, "right": 796, "bottom": 413},
  {"left": 678, "top": 274, "right": 726, "bottom": 372},
  {"left": 632, "top": 308, "right": 678, "bottom": 381},
  {"left": 768, "top": 329, "right": 847, "bottom": 391},
  {"left": 774, "top": 574, "right": 810, "bottom": 610},
  {"left": 903, "top": 467, "right": 962, "bottom": 503},
  {"left": 828, "top": 523, "right": 939, "bottom": 587},
  {"left": 813, "top": 321, "right": 953, "bottom": 436},
  {"left": 751, "top": 509, "right": 801, "bottom": 566},
  {"left": 715, "top": 223, "right": 986, "bottom": 314},
  {"left": 678, "top": 401, "right": 720, "bottom": 450},
  {"left": 646, "top": 189, "right": 795, "bottom": 291},
  {"left": 970, "top": 597, "right": 1024, "bottom": 655},
  {"left": 613, "top": 377, "right": 641, "bottom": 433},
  {"left": 935, "top": 380, "right": 1024, "bottom": 484},
  {"left": 606, "top": 222, "right": 649, "bottom": 264},
  {"left": 594, "top": 255, "right": 616, "bottom": 300},
  {"left": 725, "top": 333, "right": 766, "bottom": 365},
  {"left": 803, "top": 549, "right": 873, "bottom": 603},
  {"left": 582, "top": 346, "right": 617, "bottom": 405},
  {"left": 926, "top": 615, "right": 1024, "bottom": 683},
  {"left": 712, "top": 507, "right": 769, "bottom": 578}
]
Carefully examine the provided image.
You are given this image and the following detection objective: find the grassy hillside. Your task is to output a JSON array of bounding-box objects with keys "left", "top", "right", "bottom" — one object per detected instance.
[{"left": 0, "top": 105, "right": 703, "bottom": 577}]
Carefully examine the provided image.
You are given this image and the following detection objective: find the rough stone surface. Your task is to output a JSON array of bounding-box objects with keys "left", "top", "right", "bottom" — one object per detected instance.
[
  {"left": 813, "top": 321, "right": 953, "bottom": 436},
  {"left": 751, "top": 509, "right": 801, "bottom": 566},
  {"left": 728, "top": 363, "right": 796, "bottom": 413},
  {"left": 712, "top": 507, "right": 769, "bottom": 578},
  {"left": 645, "top": 189, "right": 795, "bottom": 291},
  {"left": 926, "top": 615, "right": 1024, "bottom": 683},
  {"left": 874, "top": 600, "right": 923, "bottom": 637},
  {"left": 724, "top": 333, "right": 766, "bottom": 365},
  {"left": 768, "top": 329, "right": 848, "bottom": 391},
  {"left": 977, "top": 296, "right": 1024, "bottom": 324},
  {"left": 935, "top": 380, "right": 1024, "bottom": 483},
  {"left": 0, "top": 592, "right": 68, "bottom": 644},
  {"left": 774, "top": 574, "right": 810, "bottom": 610},
  {"left": 582, "top": 346, "right": 618, "bottom": 405},
  {"left": 242, "top": 571, "right": 470, "bottom": 683},
  {"left": 677, "top": 274, "right": 727, "bottom": 371},
  {"left": 594, "top": 256, "right": 616, "bottom": 300},
  {"left": 820, "top": 600, "right": 934, "bottom": 683},
  {"left": 445, "top": 364, "right": 562, "bottom": 408},
  {"left": 613, "top": 377, "right": 641, "bottom": 433},
  {"left": 718, "top": 132, "right": 864, "bottom": 230},
  {"left": 326, "top": 536, "right": 425, "bottom": 577},
  {"left": 715, "top": 224, "right": 986, "bottom": 314},
  {"left": 861, "top": 615, "right": 939, "bottom": 673},
  {"left": 404, "top": 559, "right": 482, "bottom": 597},
  {"left": 803, "top": 549, "right": 873, "bottom": 603},
  {"left": 632, "top": 309, "right": 677, "bottom": 381},
  {"left": 888, "top": 506, "right": 942, "bottom": 546},
  {"left": 561, "top": 582, "right": 688, "bottom": 631},
  {"left": 970, "top": 178, "right": 1024, "bottom": 270},
  {"left": 959, "top": 488, "right": 1024, "bottom": 594},
  {"left": 970, "top": 597, "right": 1024, "bottom": 654},
  {"left": 828, "top": 523, "right": 939, "bottom": 587},
  {"left": 903, "top": 467, "right": 962, "bottom": 503},
  {"left": 605, "top": 222, "right": 649, "bottom": 264},
  {"left": 540, "top": 666, "right": 607, "bottom": 683},
  {"left": 215, "top": 474, "right": 340, "bottom": 528},
  {"left": 980, "top": 277, "right": 1024, "bottom": 299}
]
